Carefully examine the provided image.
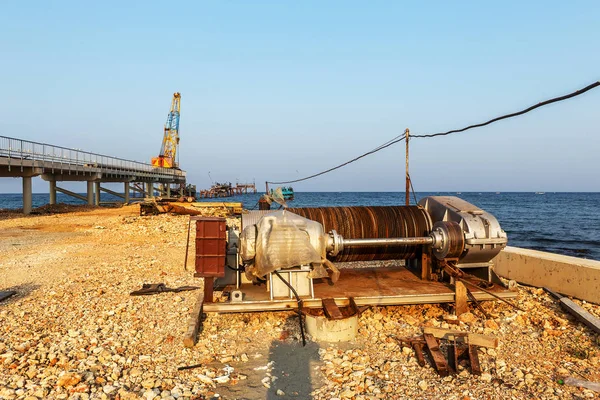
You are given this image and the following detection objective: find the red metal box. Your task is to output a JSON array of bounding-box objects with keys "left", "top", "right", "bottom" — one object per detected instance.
[{"left": 193, "top": 216, "right": 227, "bottom": 278}]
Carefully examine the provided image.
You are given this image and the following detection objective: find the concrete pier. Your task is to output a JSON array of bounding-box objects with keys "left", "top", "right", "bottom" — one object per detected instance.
[
  {"left": 1, "top": 135, "right": 186, "bottom": 213},
  {"left": 49, "top": 180, "right": 57, "bottom": 205},
  {"left": 22, "top": 176, "right": 32, "bottom": 215},
  {"left": 87, "top": 181, "right": 94, "bottom": 205},
  {"left": 146, "top": 182, "right": 153, "bottom": 198},
  {"left": 124, "top": 182, "right": 130, "bottom": 204},
  {"left": 94, "top": 182, "right": 101, "bottom": 205},
  {"left": 495, "top": 246, "right": 600, "bottom": 304}
]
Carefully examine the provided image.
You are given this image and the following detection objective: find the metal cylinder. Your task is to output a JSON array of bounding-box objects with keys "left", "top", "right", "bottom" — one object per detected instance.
[
  {"left": 287, "top": 206, "right": 433, "bottom": 262},
  {"left": 341, "top": 237, "right": 434, "bottom": 247}
]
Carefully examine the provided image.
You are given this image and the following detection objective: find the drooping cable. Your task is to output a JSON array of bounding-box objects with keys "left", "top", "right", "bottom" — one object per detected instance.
[
  {"left": 412, "top": 80, "right": 600, "bottom": 138},
  {"left": 267, "top": 134, "right": 406, "bottom": 185},
  {"left": 266, "top": 80, "right": 599, "bottom": 185}
]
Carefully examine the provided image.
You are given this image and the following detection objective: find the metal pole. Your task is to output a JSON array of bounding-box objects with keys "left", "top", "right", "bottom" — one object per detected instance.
[
  {"left": 265, "top": 181, "right": 269, "bottom": 194},
  {"left": 405, "top": 128, "right": 410, "bottom": 206}
]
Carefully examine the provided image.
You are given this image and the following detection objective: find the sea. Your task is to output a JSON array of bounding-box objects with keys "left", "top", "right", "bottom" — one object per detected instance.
[{"left": 1, "top": 192, "right": 599, "bottom": 261}]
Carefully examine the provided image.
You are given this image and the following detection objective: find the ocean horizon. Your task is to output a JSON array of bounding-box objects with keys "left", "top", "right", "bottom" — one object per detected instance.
[{"left": 1, "top": 191, "right": 599, "bottom": 261}]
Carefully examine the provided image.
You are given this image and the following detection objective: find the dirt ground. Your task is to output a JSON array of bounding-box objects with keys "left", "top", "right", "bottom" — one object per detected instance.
[{"left": 1, "top": 205, "right": 599, "bottom": 399}]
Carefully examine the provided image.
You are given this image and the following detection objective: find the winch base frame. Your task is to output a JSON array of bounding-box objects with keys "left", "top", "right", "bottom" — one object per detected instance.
[{"left": 203, "top": 265, "right": 516, "bottom": 313}]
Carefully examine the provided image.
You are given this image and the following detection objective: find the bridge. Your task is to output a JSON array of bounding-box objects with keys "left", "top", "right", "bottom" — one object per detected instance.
[{"left": 0, "top": 135, "right": 186, "bottom": 214}]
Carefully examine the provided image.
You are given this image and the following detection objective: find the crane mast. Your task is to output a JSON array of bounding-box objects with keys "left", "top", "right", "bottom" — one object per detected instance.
[{"left": 152, "top": 92, "right": 181, "bottom": 168}]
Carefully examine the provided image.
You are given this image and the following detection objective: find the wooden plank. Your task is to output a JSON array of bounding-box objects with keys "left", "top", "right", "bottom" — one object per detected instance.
[
  {"left": 183, "top": 292, "right": 204, "bottom": 348},
  {"left": 424, "top": 333, "right": 449, "bottom": 376},
  {"left": 455, "top": 281, "right": 468, "bottom": 316},
  {"left": 203, "top": 277, "right": 214, "bottom": 304},
  {"left": 559, "top": 297, "right": 600, "bottom": 335},
  {"left": 190, "top": 202, "right": 243, "bottom": 208},
  {"left": 421, "top": 250, "right": 432, "bottom": 280},
  {"left": 412, "top": 342, "right": 426, "bottom": 367},
  {"left": 423, "top": 327, "right": 498, "bottom": 349},
  {"left": 468, "top": 345, "right": 482, "bottom": 375},
  {"left": 322, "top": 298, "right": 344, "bottom": 320}
]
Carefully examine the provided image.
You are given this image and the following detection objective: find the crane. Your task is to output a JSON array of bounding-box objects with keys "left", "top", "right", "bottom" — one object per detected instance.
[{"left": 151, "top": 92, "right": 181, "bottom": 168}]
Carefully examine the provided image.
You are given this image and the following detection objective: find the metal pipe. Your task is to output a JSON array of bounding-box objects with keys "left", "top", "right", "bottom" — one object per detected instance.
[{"left": 342, "top": 237, "right": 434, "bottom": 247}]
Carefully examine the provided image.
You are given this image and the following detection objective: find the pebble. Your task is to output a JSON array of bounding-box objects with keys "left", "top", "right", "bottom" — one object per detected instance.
[{"left": 0, "top": 207, "right": 597, "bottom": 400}]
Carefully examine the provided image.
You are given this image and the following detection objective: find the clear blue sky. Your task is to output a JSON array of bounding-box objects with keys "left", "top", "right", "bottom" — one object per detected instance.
[{"left": 1, "top": 1, "right": 598, "bottom": 193}]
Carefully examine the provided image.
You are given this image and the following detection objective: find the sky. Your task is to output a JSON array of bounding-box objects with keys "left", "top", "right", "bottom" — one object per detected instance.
[{"left": 0, "top": 1, "right": 599, "bottom": 193}]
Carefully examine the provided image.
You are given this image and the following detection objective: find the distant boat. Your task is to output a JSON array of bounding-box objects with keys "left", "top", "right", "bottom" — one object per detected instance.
[
  {"left": 456, "top": 192, "right": 462, "bottom": 194},
  {"left": 496, "top": 192, "right": 501, "bottom": 194},
  {"left": 535, "top": 192, "right": 545, "bottom": 195}
]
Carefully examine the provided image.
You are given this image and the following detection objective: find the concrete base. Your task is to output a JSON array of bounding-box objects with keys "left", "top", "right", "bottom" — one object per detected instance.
[
  {"left": 495, "top": 246, "right": 600, "bottom": 304},
  {"left": 304, "top": 314, "right": 358, "bottom": 342}
]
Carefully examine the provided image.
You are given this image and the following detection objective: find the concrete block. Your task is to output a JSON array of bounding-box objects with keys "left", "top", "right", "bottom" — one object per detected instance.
[{"left": 494, "top": 246, "right": 600, "bottom": 304}]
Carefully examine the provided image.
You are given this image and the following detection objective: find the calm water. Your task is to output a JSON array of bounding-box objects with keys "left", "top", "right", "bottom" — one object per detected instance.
[{"left": 1, "top": 192, "right": 599, "bottom": 261}]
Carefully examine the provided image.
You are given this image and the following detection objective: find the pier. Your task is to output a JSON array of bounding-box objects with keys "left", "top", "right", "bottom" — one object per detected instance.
[
  {"left": 198, "top": 181, "right": 257, "bottom": 198},
  {"left": 0, "top": 135, "right": 186, "bottom": 214}
]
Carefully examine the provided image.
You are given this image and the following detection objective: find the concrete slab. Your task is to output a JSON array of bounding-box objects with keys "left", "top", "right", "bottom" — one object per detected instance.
[{"left": 494, "top": 246, "right": 600, "bottom": 304}]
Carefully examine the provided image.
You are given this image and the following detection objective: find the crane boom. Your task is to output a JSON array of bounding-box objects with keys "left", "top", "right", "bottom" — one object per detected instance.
[{"left": 151, "top": 92, "right": 181, "bottom": 168}]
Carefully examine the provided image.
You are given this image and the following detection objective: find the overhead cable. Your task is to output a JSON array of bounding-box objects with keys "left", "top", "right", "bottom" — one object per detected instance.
[
  {"left": 267, "top": 79, "right": 599, "bottom": 185},
  {"left": 267, "top": 134, "right": 406, "bottom": 185},
  {"left": 412, "top": 80, "right": 600, "bottom": 138}
]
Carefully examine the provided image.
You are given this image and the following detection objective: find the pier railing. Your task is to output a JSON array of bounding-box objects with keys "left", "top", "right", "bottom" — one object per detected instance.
[{"left": 0, "top": 135, "right": 185, "bottom": 180}]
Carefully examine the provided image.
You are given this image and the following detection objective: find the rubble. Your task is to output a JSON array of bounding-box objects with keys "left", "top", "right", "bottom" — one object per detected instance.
[{"left": 1, "top": 204, "right": 599, "bottom": 399}]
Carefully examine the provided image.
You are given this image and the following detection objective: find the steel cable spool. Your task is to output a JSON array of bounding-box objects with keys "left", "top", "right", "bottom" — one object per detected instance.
[{"left": 287, "top": 206, "right": 433, "bottom": 262}]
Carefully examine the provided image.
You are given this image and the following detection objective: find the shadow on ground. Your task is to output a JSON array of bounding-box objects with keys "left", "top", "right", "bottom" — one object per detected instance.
[{"left": 266, "top": 338, "right": 321, "bottom": 399}]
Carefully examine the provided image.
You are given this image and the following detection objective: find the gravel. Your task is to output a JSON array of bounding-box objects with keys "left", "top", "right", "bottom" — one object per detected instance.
[{"left": 1, "top": 205, "right": 599, "bottom": 399}]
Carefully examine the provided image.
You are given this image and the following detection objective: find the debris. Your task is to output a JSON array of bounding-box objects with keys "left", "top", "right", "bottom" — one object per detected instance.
[
  {"left": 423, "top": 327, "right": 498, "bottom": 348},
  {"left": 545, "top": 287, "right": 600, "bottom": 335},
  {"left": 563, "top": 377, "right": 600, "bottom": 393},
  {"left": 130, "top": 283, "right": 200, "bottom": 296},
  {"left": 183, "top": 293, "right": 204, "bottom": 348},
  {"left": 177, "top": 363, "right": 203, "bottom": 371},
  {"left": 0, "top": 290, "right": 16, "bottom": 302},
  {"left": 213, "top": 375, "right": 230, "bottom": 384},
  {"left": 424, "top": 333, "right": 449, "bottom": 376}
]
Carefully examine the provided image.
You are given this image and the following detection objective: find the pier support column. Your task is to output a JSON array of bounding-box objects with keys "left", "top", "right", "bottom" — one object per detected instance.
[
  {"left": 87, "top": 181, "right": 94, "bottom": 205},
  {"left": 124, "top": 182, "right": 130, "bottom": 204},
  {"left": 49, "top": 180, "right": 57, "bottom": 205},
  {"left": 22, "top": 177, "right": 32, "bottom": 215},
  {"left": 167, "top": 184, "right": 171, "bottom": 198},
  {"left": 145, "top": 182, "right": 153, "bottom": 198},
  {"left": 94, "top": 182, "right": 101, "bottom": 205}
]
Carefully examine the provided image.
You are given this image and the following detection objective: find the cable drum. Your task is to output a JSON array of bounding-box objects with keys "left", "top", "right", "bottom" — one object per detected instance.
[{"left": 287, "top": 206, "right": 433, "bottom": 262}]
